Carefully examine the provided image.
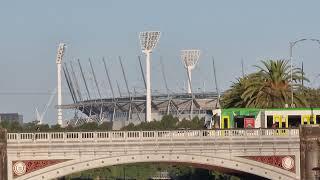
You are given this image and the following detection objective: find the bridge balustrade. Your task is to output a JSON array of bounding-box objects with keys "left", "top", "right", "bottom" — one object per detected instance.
[
  {"left": 127, "top": 131, "right": 140, "bottom": 138},
  {"left": 66, "top": 132, "right": 79, "bottom": 139},
  {"left": 51, "top": 132, "right": 64, "bottom": 140},
  {"left": 157, "top": 131, "right": 171, "bottom": 138},
  {"left": 6, "top": 129, "right": 300, "bottom": 143},
  {"left": 17, "top": 133, "right": 35, "bottom": 142},
  {"left": 143, "top": 131, "right": 155, "bottom": 138},
  {"left": 7, "top": 133, "right": 17, "bottom": 140},
  {"left": 111, "top": 131, "right": 124, "bottom": 139},
  {"left": 96, "top": 132, "right": 109, "bottom": 138},
  {"left": 34, "top": 133, "right": 48, "bottom": 141},
  {"left": 81, "top": 132, "right": 94, "bottom": 139}
]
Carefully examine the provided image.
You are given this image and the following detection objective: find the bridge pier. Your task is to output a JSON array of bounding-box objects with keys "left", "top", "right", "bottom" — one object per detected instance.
[
  {"left": 0, "top": 128, "right": 7, "bottom": 180},
  {"left": 300, "top": 125, "right": 320, "bottom": 180}
]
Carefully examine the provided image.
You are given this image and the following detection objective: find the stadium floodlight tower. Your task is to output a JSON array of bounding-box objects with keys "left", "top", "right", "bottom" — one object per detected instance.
[
  {"left": 55, "top": 43, "right": 66, "bottom": 126},
  {"left": 139, "top": 31, "right": 161, "bottom": 122},
  {"left": 181, "top": 49, "right": 201, "bottom": 94}
]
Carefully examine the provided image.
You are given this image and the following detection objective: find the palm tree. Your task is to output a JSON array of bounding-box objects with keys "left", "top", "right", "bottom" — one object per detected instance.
[
  {"left": 242, "top": 59, "right": 308, "bottom": 108},
  {"left": 221, "top": 75, "right": 252, "bottom": 108}
]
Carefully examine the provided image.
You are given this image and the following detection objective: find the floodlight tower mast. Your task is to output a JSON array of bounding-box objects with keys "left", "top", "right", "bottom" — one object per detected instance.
[
  {"left": 139, "top": 31, "right": 161, "bottom": 122},
  {"left": 56, "top": 43, "right": 66, "bottom": 126},
  {"left": 181, "top": 50, "right": 200, "bottom": 94}
]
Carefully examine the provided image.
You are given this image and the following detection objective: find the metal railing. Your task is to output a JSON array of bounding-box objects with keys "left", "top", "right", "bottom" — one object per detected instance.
[{"left": 6, "top": 129, "right": 299, "bottom": 143}]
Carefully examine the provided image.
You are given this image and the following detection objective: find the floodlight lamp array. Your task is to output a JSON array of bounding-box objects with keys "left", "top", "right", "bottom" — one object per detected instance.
[
  {"left": 139, "top": 31, "right": 161, "bottom": 53},
  {"left": 56, "top": 43, "right": 66, "bottom": 64},
  {"left": 181, "top": 50, "right": 201, "bottom": 68}
]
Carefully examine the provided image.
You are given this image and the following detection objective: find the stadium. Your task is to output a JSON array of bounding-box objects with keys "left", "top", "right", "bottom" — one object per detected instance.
[
  {"left": 61, "top": 92, "right": 219, "bottom": 129},
  {"left": 56, "top": 32, "right": 220, "bottom": 129}
]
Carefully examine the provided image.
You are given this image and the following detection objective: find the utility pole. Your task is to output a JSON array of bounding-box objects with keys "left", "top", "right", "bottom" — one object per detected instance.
[
  {"left": 241, "top": 58, "right": 245, "bottom": 78},
  {"left": 302, "top": 62, "right": 304, "bottom": 88}
]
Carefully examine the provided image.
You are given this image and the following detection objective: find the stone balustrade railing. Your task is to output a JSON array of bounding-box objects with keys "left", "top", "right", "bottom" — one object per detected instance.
[{"left": 6, "top": 129, "right": 299, "bottom": 143}]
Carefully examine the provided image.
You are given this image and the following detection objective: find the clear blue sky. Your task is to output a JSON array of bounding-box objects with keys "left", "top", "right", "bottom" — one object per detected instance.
[{"left": 1, "top": 0, "right": 320, "bottom": 124}]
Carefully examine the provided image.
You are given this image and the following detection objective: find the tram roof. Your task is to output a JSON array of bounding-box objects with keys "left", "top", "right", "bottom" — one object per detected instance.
[{"left": 221, "top": 107, "right": 320, "bottom": 111}]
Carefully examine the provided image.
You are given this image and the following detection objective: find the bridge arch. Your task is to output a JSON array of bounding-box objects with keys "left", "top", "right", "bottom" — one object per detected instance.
[{"left": 15, "top": 153, "right": 298, "bottom": 180}]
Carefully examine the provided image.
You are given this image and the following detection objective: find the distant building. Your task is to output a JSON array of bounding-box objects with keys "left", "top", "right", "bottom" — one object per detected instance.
[
  {"left": 149, "top": 171, "right": 172, "bottom": 180},
  {"left": 0, "top": 113, "right": 23, "bottom": 125}
]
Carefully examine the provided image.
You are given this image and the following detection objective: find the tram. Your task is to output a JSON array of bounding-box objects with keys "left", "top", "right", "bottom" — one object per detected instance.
[{"left": 205, "top": 108, "right": 320, "bottom": 129}]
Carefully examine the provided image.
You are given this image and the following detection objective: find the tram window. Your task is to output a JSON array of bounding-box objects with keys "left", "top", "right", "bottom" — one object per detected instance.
[
  {"left": 224, "top": 118, "right": 228, "bottom": 128},
  {"left": 288, "top": 115, "right": 301, "bottom": 128},
  {"left": 310, "top": 117, "right": 315, "bottom": 124},
  {"left": 275, "top": 122, "right": 280, "bottom": 128},
  {"left": 317, "top": 115, "right": 320, "bottom": 124},
  {"left": 267, "top": 116, "right": 273, "bottom": 128},
  {"left": 282, "top": 122, "right": 286, "bottom": 128},
  {"left": 235, "top": 117, "right": 244, "bottom": 128}
]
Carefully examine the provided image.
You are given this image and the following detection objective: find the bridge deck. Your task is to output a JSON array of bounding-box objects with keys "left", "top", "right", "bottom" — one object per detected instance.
[{"left": 7, "top": 129, "right": 300, "bottom": 143}]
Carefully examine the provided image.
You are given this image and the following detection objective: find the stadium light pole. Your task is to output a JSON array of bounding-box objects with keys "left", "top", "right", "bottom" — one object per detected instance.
[
  {"left": 56, "top": 43, "right": 66, "bottom": 126},
  {"left": 181, "top": 50, "right": 201, "bottom": 94},
  {"left": 139, "top": 31, "right": 161, "bottom": 122},
  {"left": 289, "top": 38, "right": 307, "bottom": 107}
]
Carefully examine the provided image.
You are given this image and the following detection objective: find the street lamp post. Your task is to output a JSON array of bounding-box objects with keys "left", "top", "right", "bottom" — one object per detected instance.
[
  {"left": 289, "top": 39, "right": 307, "bottom": 107},
  {"left": 310, "top": 39, "right": 320, "bottom": 46}
]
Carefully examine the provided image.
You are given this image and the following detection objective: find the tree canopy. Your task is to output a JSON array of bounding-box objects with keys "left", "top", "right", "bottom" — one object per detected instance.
[
  {"left": 121, "top": 115, "right": 205, "bottom": 131},
  {"left": 222, "top": 59, "right": 310, "bottom": 108}
]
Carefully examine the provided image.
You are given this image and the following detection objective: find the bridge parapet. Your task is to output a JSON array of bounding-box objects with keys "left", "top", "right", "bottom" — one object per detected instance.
[{"left": 7, "top": 128, "right": 299, "bottom": 144}]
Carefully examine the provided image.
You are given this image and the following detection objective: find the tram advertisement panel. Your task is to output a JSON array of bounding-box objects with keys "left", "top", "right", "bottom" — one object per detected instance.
[{"left": 244, "top": 118, "right": 255, "bottom": 128}]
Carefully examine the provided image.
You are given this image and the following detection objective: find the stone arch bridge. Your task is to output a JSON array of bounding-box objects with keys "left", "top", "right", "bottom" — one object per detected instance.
[{"left": 0, "top": 127, "right": 319, "bottom": 180}]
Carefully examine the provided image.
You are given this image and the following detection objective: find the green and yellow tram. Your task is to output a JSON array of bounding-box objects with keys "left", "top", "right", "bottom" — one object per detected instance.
[{"left": 206, "top": 108, "right": 320, "bottom": 129}]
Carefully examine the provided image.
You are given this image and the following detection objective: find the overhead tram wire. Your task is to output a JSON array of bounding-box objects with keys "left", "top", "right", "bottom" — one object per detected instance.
[{"left": 0, "top": 92, "right": 67, "bottom": 95}]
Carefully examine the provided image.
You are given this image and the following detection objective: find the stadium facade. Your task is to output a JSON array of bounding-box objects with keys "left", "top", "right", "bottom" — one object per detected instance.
[{"left": 60, "top": 92, "right": 219, "bottom": 129}]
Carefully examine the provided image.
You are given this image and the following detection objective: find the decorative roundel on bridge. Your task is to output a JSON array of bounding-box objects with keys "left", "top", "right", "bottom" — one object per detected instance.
[
  {"left": 13, "top": 161, "right": 26, "bottom": 176},
  {"left": 282, "top": 156, "right": 294, "bottom": 170}
]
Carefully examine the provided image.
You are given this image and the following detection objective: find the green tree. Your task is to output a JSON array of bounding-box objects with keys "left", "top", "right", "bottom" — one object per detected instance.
[
  {"left": 243, "top": 59, "right": 307, "bottom": 108},
  {"left": 301, "top": 87, "right": 320, "bottom": 107},
  {"left": 0, "top": 121, "right": 23, "bottom": 132},
  {"left": 50, "top": 124, "right": 63, "bottom": 132},
  {"left": 177, "top": 117, "right": 204, "bottom": 130},
  {"left": 221, "top": 76, "right": 251, "bottom": 108},
  {"left": 222, "top": 59, "right": 308, "bottom": 108},
  {"left": 97, "top": 121, "right": 113, "bottom": 131}
]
